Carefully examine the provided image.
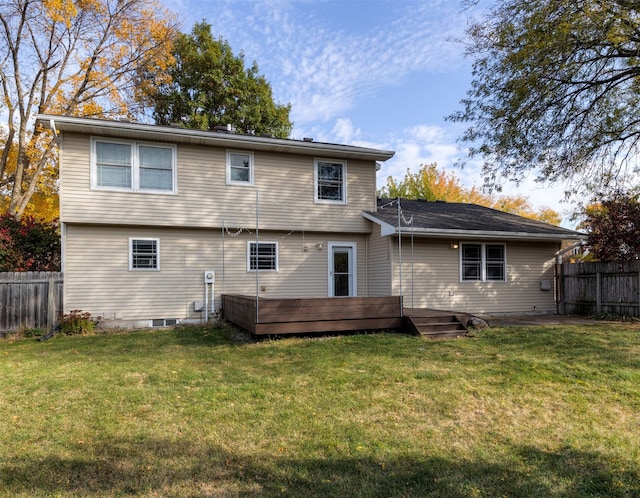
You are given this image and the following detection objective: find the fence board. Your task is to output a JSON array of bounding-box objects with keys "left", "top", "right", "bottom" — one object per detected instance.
[
  {"left": 0, "top": 272, "right": 63, "bottom": 333},
  {"left": 558, "top": 262, "right": 640, "bottom": 316}
]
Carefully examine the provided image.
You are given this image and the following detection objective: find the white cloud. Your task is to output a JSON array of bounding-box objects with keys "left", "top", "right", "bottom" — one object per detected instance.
[
  {"left": 379, "top": 124, "right": 468, "bottom": 186},
  {"left": 368, "top": 122, "right": 578, "bottom": 227},
  {"left": 185, "top": 0, "right": 470, "bottom": 127},
  {"left": 331, "top": 118, "right": 361, "bottom": 144}
]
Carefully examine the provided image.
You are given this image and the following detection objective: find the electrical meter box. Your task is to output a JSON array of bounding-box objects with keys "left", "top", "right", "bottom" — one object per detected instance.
[{"left": 204, "top": 270, "right": 215, "bottom": 284}]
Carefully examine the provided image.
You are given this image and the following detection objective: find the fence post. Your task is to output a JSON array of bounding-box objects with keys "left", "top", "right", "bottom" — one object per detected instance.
[
  {"left": 555, "top": 263, "right": 563, "bottom": 315},
  {"left": 46, "top": 274, "right": 56, "bottom": 332},
  {"left": 596, "top": 272, "right": 602, "bottom": 314}
]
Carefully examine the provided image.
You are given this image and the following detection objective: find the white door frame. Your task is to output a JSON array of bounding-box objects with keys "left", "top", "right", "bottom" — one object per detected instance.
[{"left": 328, "top": 242, "right": 357, "bottom": 297}]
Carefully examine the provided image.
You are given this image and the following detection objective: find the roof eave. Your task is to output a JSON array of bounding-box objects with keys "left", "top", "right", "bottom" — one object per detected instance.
[
  {"left": 363, "top": 213, "right": 584, "bottom": 241},
  {"left": 36, "top": 114, "right": 395, "bottom": 161}
]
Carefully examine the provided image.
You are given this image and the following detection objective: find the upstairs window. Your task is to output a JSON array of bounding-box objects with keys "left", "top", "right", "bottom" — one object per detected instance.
[
  {"left": 92, "top": 139, "right": 176, "bottom": 193},
  {"left": 130, "top": 238, "right": 159, "bottom": 270},
  {"left": 461, "top": 243, "right": 506, "bottom": 282},
  {"left": 96, "top": 142, "right": 132, "bottom": 188},
  {"left": 247, "top": 242, "right": 278, "bottom": 271},
  {"left": 227, "top": 151, "right": 254, "bottom": 185},
  {"left": 139, "top": 146, "right": 174, "bottom": 191},
  {"left": 315, "top": 159, "right": 346, "bottom": 204}
]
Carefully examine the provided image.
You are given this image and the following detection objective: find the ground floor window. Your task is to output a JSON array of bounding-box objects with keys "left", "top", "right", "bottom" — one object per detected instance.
[
  {"left": 129, "top": 238, "right": 159, "bottom": 270},
  {"left": 248, "top": 241, "right": 278, "bottom": 271},
  {"left": 461, "top": 243, "right": 505, "bottom": 282}
]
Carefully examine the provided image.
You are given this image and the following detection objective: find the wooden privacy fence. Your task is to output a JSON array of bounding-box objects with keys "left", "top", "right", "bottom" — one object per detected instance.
[
  {"left": 557, "top": 262, "right": 640, "bottom": 316},
  {"left": 0, "top": 272, "right": 63, "bottom": 333}
]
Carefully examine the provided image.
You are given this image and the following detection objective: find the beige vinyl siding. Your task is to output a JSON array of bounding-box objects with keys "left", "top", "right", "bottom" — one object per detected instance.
[
  {"left": 64, "top": 225, "right": 368, "bottom": 322},
  {"left": 390, "top": 237, "right": 559, "bottom": 314},
  {"left": 60, "top": 133, "right": 375, "bottom": 233},
  {"left": 366, "top": 223, "right": 392, "bottom": 296}
]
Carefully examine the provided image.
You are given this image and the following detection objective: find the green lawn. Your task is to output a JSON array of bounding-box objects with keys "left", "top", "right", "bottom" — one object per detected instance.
[{"left": 1, "top": 322, "right": 639, "bottom": 497}]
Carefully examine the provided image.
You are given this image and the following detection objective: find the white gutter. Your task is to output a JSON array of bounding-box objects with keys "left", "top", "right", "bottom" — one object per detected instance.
[{"left": 362, "top": 211, "right": 584, "bottom": 241}]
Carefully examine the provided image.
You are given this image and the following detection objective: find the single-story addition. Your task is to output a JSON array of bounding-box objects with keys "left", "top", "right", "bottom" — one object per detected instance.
[{"left": 363, "top": 198, "right": 583, "bottom": 315}]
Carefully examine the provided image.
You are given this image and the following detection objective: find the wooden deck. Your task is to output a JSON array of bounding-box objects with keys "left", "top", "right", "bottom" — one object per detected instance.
[
  {"left": 222, "top": 295, "right": 470, "bottom": 338},
  {"left": 222, "top": 295, "right": 404, "bottom": 336}
]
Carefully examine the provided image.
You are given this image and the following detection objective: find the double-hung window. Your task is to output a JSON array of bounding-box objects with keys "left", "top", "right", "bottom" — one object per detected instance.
[
  {"left": 247, "top": 241, "right": 278, "bottom": 271},
  {"left": 461, "top": 243, "right": 506, "bottom": 282},
  {"left": 129, "top": 238, "right": 159, "bottom": 271},
  {"left": 96, "top": 141, "right": 132, "bottom": 188},
  {"left": 93, "top": 139, "right": 176, "bottom": 193},
  {"left": 227, "top": 151, "right": 254, "bottom": 185},
  {"left": 315, "top": 159, "right": 346, "bottom": 203}
]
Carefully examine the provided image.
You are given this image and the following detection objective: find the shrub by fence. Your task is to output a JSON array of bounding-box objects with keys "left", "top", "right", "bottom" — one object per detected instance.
[
  {"left": 0, "top": 272, "right": 63, "bottom": 333},
  {"left": 557, "top": 262, "right": 640, "bottom": 317}
]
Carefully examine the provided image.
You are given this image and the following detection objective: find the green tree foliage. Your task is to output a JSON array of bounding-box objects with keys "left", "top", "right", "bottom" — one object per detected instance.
[
  {"left": 450, "top": 0, "right": 640, "bottom": 195},
  {"left": 0, "top": 214, "right": 60, "bottom": 271},
  {"left": 381, "top": 163, "right": 562, "bottom": 225},
  {"left": 148, "top": 21, "right": 293, "bottom": 138},
  {"left": 579, "top": 191, "right": 640, "bottom": 262},
  {"left": 0, "top": 0, "right": 177, "bottom": 219}
]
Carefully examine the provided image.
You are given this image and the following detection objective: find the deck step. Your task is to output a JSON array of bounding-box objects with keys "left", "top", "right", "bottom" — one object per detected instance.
[{"left": 404, "top": 313, "right": 468, "bottom": 339}]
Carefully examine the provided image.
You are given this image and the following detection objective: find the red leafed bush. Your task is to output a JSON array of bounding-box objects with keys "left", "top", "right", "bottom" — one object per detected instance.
[{"left": 0, "top": 213, "right": 60, "bottom": 271}]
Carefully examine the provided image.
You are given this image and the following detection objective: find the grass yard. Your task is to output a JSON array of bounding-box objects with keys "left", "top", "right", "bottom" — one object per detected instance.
[{"left": 1, "top": 322, "right": 639, "bottom": 497}]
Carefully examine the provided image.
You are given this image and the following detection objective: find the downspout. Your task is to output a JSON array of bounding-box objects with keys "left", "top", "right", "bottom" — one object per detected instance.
[
  {"left": 50, "top": 119, "right": 62, "bottom": 273},
  {"left": 49, "top": 119, "right": 60, "bottom": 145},
  {"left": 50, "top": 119, "right": 65, "bottom": 317}
]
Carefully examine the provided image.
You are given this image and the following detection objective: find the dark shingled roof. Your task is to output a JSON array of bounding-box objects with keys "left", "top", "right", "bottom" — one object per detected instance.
[{"left": 365, "top": 198, "right": 582, "bottom": 239}]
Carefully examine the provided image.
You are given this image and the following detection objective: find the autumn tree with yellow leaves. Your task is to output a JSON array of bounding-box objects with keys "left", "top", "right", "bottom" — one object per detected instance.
[
  {"left": 0, "top": 0, "right": 177, "bottom": 220},
  {"left": 381, "top": 163, "right": 562, "bottom": 225}
]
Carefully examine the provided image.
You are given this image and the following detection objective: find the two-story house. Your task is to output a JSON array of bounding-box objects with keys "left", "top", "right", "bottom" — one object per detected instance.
[
  {"left": 37, "top": 115, "right": 582, "bottom": 330},
  {"left": 37, "top": 115, "right": 395, "bottom": 328}
]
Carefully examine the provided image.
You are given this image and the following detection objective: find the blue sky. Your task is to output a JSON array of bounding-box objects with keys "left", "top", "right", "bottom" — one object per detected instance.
[{"left": 170, "top": 0, "right": 574, "bottom": 225}]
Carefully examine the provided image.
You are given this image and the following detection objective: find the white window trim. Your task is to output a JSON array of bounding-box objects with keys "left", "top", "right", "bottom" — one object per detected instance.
[
  {"left": 327, "top": 241, "right": 357, "bottom": 297},
  {"left": 129, "top": 237, "right": 160, "bottom": 271},
  {"left": 247, "top": 241, "right": 279, "bottom": 272},
  {"left": 314, "top": 158, "right": 347, "bottom": 205},
  {"left": 91, "top": 137, "right": 177, "bottom": 194},
  {"left": 226, "top": 150, "right": 255, "bottom": 186},
  {"left": 459, "top": 242, "right": 507, "bottom": 283}
]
